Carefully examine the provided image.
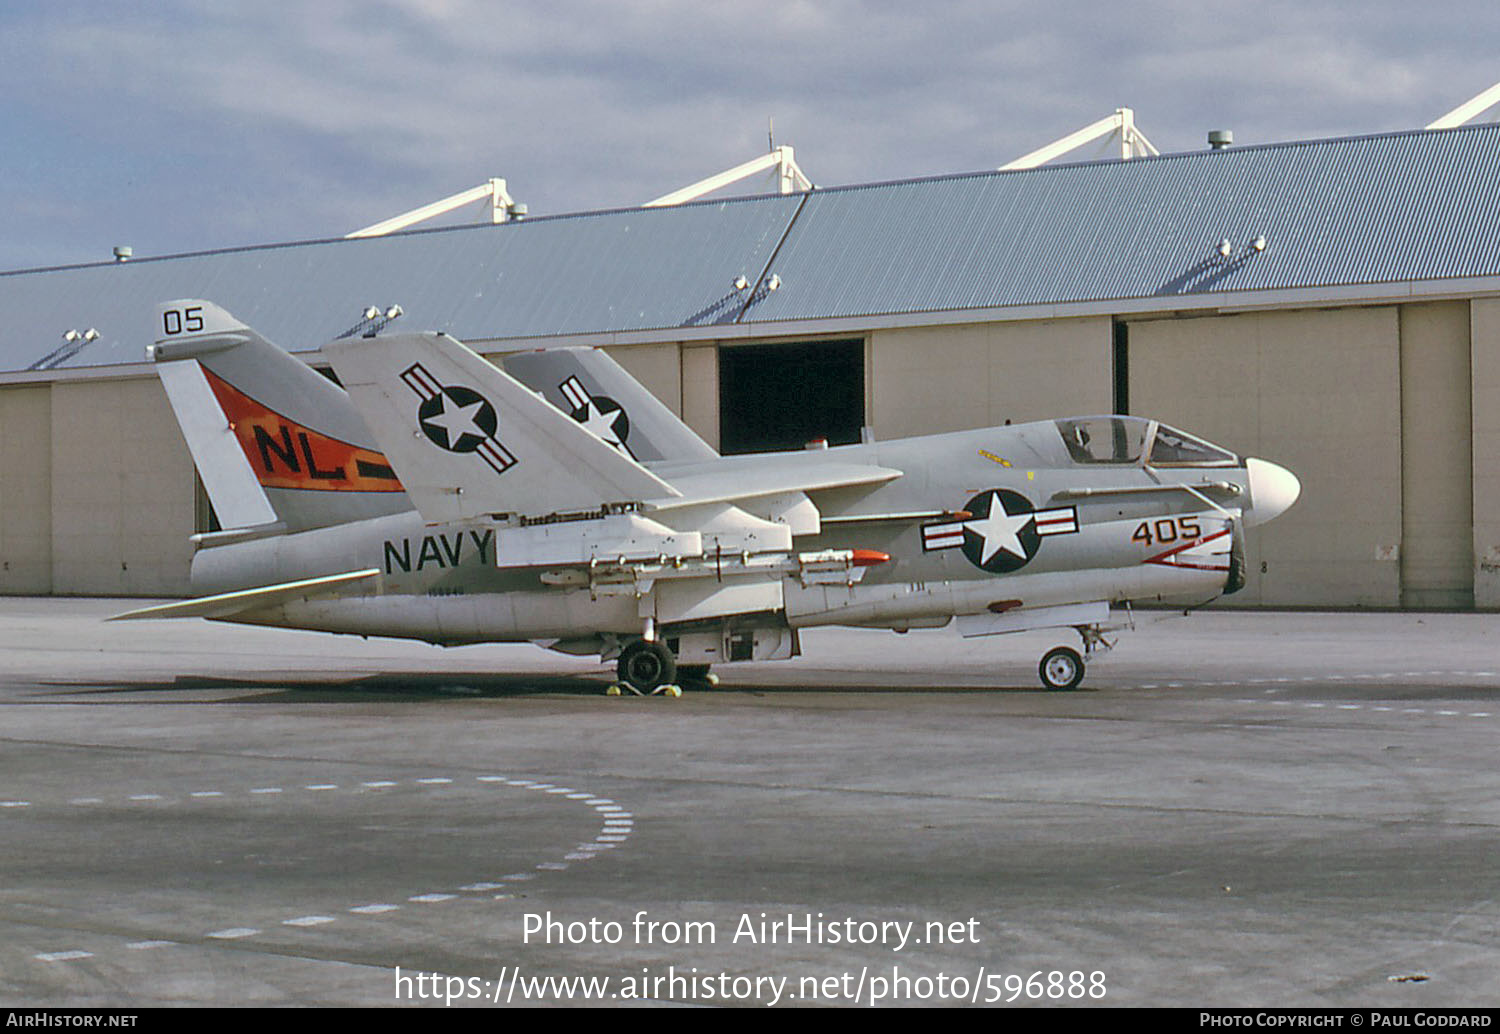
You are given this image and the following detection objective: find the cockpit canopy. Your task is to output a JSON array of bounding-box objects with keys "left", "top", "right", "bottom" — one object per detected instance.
[{"left": 1055, "top": 416, "right": 1239, "bottom": 467}]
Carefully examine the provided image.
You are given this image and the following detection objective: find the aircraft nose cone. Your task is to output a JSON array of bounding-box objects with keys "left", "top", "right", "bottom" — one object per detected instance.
[{"left": 1244, "top": 457, "right": 1300, "bottom": 526}]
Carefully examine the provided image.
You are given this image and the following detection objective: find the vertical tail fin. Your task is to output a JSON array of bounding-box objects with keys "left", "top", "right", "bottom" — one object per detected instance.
[
  {"left": 500, "top": 347, "right": 718, "bottom": 464},
  {"left": 150, "top": 300, "right": 410, "bottom": 534}
]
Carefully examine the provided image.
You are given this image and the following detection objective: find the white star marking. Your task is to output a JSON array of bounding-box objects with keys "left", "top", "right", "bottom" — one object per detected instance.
[
  {"left": 964, "top": 493, "right": 1033, "bottom": 565},
  {"left": 577, "top": 400, "right": 625, "bottom": 447},
  {"left": 423, "top": 393, "right": 489, "bottom": 444}
]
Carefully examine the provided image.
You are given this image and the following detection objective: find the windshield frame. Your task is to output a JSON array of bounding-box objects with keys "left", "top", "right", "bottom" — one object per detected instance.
[{"left": 1053, "top": 416, "right": 1241, "bottom": 469}]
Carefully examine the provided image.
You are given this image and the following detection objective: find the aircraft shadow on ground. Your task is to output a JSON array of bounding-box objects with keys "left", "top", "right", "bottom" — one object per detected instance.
[{"left": 29, "top": 673, "right": 1074, "bottom": 702}]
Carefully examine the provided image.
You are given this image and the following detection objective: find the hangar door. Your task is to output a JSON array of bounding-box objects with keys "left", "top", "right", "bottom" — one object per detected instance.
[{"left": 718, "top": 339, "right": 865, "bottom": 455}]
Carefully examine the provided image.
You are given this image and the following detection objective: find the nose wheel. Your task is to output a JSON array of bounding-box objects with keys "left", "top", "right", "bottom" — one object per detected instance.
[{"left": 1039, "top": 646, "right": 1085, "bottom": 691}]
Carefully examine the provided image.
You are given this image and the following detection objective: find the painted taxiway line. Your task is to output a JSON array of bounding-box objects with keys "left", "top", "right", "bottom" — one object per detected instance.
[
  {"left": 1224, "top": 698, "right": 1495, "bottom": 720},
  {"left": 21, "top": 773, "right": 635, "bottom": 964},
  {"left": 1134, "top": 669, "right": 1499, "bottom": 702}
]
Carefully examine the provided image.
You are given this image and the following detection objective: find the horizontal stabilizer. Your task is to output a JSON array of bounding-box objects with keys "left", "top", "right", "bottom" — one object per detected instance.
[{"left": 109, "top": 569, "right": 380, "bottom": 622}]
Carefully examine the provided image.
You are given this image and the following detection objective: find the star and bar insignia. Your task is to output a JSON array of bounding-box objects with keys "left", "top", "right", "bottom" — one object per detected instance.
[
  {"left": 402, "top": 362, "right": 518, "bottom": 477},
  {"left": 922, "top": 489, "right": 1078, "bottom": 573}
]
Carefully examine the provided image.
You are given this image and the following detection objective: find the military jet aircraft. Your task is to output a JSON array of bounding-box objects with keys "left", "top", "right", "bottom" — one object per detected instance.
[{"left": 115, "top": 299, "right": 1300, "bottom": 693}]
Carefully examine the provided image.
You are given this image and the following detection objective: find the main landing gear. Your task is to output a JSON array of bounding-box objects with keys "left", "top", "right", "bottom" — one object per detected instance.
[
  {"left": 606, "top": 638, "right": 720, "bottom": 697},
  {"left": 1037, "top": 623, "right": 1118, "bottom": 692}
]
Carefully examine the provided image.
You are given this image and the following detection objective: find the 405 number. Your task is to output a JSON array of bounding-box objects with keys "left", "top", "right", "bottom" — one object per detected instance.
[{"left": 1131, "top": 515, "right": 1202, "bottom": 548}]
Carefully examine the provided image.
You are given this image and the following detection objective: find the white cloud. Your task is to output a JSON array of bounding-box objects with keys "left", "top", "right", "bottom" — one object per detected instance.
[{"left": 2, "top": 0, "right": 1499, "bottom": 267}]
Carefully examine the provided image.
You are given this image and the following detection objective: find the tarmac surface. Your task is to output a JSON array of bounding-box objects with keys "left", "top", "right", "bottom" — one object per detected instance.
[{"left": 1, "top": 597, "right": 1497, "bottom": 1008}]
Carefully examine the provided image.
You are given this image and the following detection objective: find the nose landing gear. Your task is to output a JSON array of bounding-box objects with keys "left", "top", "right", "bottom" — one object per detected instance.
[
  {"left": 1039, "top": 646, "right": 1085, "bottom": 691},
  {"left": 1037, "top": 622, "right": 1118, "bottom": 691}
]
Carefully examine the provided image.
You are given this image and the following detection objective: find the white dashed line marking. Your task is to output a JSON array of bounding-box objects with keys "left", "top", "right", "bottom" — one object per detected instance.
[{"left": 21, "top": 771, "right": 636, "bottom": 964}]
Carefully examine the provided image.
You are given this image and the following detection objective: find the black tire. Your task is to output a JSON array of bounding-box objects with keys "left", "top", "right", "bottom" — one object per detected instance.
[
  {"left": 1039, "top": 646, "right": 1085, "bottom": 691},
  {"left": 618, "top": 638, "right": 677, "bottom": 693}
]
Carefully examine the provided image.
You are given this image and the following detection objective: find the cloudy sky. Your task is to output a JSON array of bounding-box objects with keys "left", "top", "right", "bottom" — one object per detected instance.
[{"left": 2, "top": 1, "right": 1497, "bottom": 271}]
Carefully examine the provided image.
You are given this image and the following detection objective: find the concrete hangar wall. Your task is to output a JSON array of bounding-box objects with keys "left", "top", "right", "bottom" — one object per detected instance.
[{"left": 2, "top": 123, "right": 1500, "bottom": 610}]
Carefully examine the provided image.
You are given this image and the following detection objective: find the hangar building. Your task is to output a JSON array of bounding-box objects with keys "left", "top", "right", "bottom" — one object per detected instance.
[{"left": 2, "top": 122, "right": 1498, "bottom": 609}]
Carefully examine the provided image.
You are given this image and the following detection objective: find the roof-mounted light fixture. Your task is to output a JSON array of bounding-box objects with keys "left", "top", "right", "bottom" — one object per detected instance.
[
  {"left": 339, "top": 304, "right": 404, "bottom": 340},
  {"left": 28, "top": 328, "right": 102, "bottom": 371}
]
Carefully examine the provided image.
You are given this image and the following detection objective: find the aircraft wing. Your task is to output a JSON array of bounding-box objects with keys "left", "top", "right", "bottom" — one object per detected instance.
[
  {"left": 322, "top": 332, "right": 679, "bottom": 523},
  {"left": 647, "top": 460, "right": 901, "bottom": 511},
  {"left": 109, "top": 569, "right": 381, "bottom": 621}
]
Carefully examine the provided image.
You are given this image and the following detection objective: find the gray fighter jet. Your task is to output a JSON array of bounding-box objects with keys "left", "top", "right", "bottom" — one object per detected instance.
[{"left": 115, "top": 300, "right": 1300, "bottom": 693}]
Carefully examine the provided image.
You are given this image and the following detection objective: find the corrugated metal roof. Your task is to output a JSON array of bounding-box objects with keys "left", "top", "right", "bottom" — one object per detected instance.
[
  {"left": 742, "top": 124, "right": 1500, "bottom": 322},
  {"left": 0, "top": 196, "right": 801, "bottom": 371},
  {"left": 5, "top": 123, "right": 1500, "bottom": 373}
]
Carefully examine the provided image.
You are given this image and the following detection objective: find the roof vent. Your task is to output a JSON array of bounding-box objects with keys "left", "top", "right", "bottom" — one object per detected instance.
[{"left": 1208, "top": 130, "right": 1234, "bottom": 150}]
